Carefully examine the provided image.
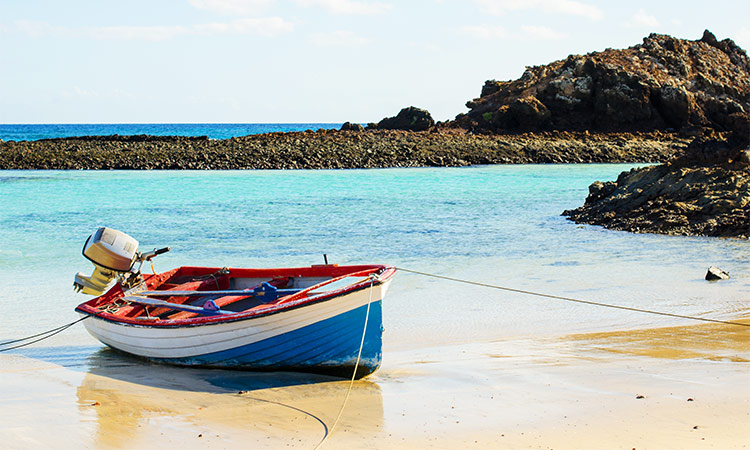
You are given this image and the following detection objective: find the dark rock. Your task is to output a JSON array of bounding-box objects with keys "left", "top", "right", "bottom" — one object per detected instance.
[
  {"left": 340, "top": 122, "right": 365, "bottom": 132},
  {"left": 507, "top": 96, "right": 551, "bottom": 129},
  {"left": 679, "top": 132, "right": 734, "bottom": 165},
  {"left": 738, "top": 149, "right": 750, "bottom": 166},
  {"left": 705, "top": 266, "right": 730, "bottom": 280},
  {"left": 377, "top": 106, "right": 435, "bottom": 131},
  {"left": 481, "top": 80, "right": 504, "bottom": 97},
  {"left": 586, "top": 180, "right": 617, "bottom": 204},
  {"left": 701, "top": 30, "right": 720, "bottom": 47},
  {"left": 563, "top": 132, "right": 750, "bottom": 239},
  {"left": 654, "top": 84, "right": 694, "bottom": 127}
]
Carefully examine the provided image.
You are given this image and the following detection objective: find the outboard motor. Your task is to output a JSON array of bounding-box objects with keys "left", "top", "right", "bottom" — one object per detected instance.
[{"left": 74, "top": 227, "right": 169, "bottom": 295}]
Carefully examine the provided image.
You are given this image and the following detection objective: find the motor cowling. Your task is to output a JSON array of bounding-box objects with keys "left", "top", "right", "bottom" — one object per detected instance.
[{"left": 74, "top": 227, "right": 139, "bottom": 295}]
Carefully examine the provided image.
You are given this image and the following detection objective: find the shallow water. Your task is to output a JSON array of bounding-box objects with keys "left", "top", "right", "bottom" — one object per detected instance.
[{"left": 0, "top": 165, "right": 748, "bottom": 362}]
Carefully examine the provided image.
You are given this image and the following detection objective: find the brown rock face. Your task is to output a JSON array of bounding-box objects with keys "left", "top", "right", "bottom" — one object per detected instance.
[
  {"left": 459, "top": 30, "right": 750, "bottom": 133},
  {"left": 563, "top": 132, "right": 750, "bottom": 239}
]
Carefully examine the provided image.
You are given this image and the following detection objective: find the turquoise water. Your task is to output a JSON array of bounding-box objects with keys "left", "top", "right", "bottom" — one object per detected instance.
[
  {"left": 0, "top": 123, "right": 342, "bottom": 141},
  {"left": 1, "top": 166, "right": 748, "bottom": 360}
]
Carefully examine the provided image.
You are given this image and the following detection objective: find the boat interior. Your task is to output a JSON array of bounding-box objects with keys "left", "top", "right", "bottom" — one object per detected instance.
[{"left": 80, "top": 265, "right": 386, "bottom": 322}]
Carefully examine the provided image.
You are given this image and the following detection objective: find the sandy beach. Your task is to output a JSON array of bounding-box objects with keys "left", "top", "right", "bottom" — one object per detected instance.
[{"left": 2, "top": 317, "right": 748, "bottom": 450}]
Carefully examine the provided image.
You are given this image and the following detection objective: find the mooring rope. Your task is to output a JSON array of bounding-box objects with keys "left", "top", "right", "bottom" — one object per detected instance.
[
  {"left": 396, "top": 267, "right": 750, "bottom": 328},
  {"left": 313, "top": 275, "right": 377, "bottom": 450},
  {"left": 0, "top": 315, "right": 93, "bottom": 352}
]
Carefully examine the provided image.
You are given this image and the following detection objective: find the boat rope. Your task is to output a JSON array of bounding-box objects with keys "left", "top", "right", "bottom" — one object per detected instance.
[
  {"left": 395, "top": 267, "right": 750, "bottom": 328},
  {"left": 0, "top": 315, "right": 93, "bottom": 352},
  {"left": 313, "top": 275, "right": 377, "bottom": 450}
]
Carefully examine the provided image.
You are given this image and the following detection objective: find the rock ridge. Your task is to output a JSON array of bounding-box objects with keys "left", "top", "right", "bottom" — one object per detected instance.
[{"left": 0, "top": 130, "right": 687, "bottom": 170}]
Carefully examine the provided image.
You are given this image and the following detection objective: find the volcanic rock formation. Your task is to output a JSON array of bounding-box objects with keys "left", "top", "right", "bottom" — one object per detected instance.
[{"left": 456, "top": 30, "right": 750, "bottom": 134}]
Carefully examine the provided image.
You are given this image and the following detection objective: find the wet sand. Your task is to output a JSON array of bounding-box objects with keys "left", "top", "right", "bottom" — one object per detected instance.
[{"left": 2, "top": 319, "right": 749, "bottom": 449}]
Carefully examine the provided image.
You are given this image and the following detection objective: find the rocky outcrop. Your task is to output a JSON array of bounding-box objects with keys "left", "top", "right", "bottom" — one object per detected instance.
[
  {"left": 340, "top": 122, "right": 365, "bottom": 132},
  {"left": 705, "top": 266, "right": 730, "bottom": 280},
  {"left": 457, "top": 30, "right": 750, "bottom": 134},
  {"left": 0, "top": 130, "right": 687, "bottom": 170},
  {"left": 563, "top": 129, "right": 750, "bottom": 239},
  {"left": 376, "top": 107, "right": 435, "bottom": 131}
]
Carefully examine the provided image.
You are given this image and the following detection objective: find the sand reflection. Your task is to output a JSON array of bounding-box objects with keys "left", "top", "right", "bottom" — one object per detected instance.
[{"left": 564, "top": 317, "right": 750, "bottom": 361}]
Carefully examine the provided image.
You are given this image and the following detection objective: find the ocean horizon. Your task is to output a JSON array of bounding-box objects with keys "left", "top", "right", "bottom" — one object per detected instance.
[{"left": 0, "top": 123, "right": 345, "bottom": 142}]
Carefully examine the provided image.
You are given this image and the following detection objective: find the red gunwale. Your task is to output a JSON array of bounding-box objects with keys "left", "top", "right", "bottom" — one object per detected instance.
[{"left": 75, "top": 264, "right": 396, "bottom": 328}]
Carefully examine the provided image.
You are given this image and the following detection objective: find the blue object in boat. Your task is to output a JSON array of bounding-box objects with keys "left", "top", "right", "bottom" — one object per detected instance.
[{"left": 252, "top": 282, "right": 278, "bottom": 302}]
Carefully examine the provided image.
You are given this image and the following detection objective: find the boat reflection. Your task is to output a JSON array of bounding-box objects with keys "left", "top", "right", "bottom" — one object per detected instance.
[{"left": 76, "top": 347, "right": 384, "bottom": 448}]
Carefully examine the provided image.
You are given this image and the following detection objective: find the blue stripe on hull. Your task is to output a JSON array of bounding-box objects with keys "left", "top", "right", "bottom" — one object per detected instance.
[{"left": 150, "top": 301, "right": 383, "bottom": 379}]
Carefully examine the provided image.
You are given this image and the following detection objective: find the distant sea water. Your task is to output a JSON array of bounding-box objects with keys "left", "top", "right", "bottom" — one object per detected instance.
[{"left": 0, "top": 123, "right": 343, "bottom": 141}]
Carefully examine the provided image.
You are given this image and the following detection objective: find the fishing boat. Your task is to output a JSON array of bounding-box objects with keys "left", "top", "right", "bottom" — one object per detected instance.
[{"left": 73, "top": 227, "right": 395, "bottom": 379}]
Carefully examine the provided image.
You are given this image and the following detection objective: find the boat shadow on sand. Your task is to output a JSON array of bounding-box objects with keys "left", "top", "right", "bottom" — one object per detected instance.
[
  {"left": 15, "top": 345, "right": 384, "bottom": 447},
  {"left": 20, "top": 344, "right": 380, "bottom": 392},
  {"left": 84, "top": 345, "right": 356, "bottom": 392}
]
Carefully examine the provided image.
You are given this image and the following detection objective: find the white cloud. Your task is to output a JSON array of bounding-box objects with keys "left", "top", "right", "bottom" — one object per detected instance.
[
  {"left": 476, "top": 0, "right": 603, "bottom": 21},
  {"left": 458, "top": 25, "right": 506, "bottom": 39},
  {"left": 10, "top": 20, "right": 65, "bottom": 38},
  {"left": 628, "top": 9, "right": 659, "bottom": 28},
  {"left": 72, "top": 87, "right": 99, "bottom": 98},
  {"left": 60, "top": 87, "right": 134, "bottom": 99},
  {"left": 295, "top": 0, "right": 392, "bottom": 15},
  {"left": 309, "top": 30, "right": 370, "bottom": 47},
  {"left": 520, "top": 25, "right": 567, "bottom": 40},
  {"left": 4, "top": 18, "right": 293, "bottom": 41},
  {"left": 188, "top": 0, "right": 275, "bottom": 15},
  {"left": 194, "top": 17, "right": 294, "bottom": 37},
  {"left": 89, "top": 25, "right": 189, "bottom": 41}
]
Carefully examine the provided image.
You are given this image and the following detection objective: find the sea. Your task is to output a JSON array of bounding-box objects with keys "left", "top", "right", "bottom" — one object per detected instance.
[
  {"left": 1, "top": 124, "right": 748, "bottom": 369},
  {"left": 0, "top": 123, "right": 342, "bottom": 141}
]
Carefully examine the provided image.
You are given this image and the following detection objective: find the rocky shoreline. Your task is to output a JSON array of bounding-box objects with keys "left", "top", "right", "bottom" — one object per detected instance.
[
  {"left": 0, "top": 130, "right": 687, "bottom": 170},
  {"left": 563, "top": 131, "right": 750, "bottom": 239}
]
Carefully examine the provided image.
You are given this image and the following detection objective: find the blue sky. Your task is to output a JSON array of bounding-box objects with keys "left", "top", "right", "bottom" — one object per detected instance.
[{"left": 1, "top": 0, "right": 748, "bottom": 123}]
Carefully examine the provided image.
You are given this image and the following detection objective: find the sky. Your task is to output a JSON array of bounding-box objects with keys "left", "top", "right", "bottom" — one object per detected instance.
[{"left": 1, "top": 0, "right": 749, "bottom": 124}]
